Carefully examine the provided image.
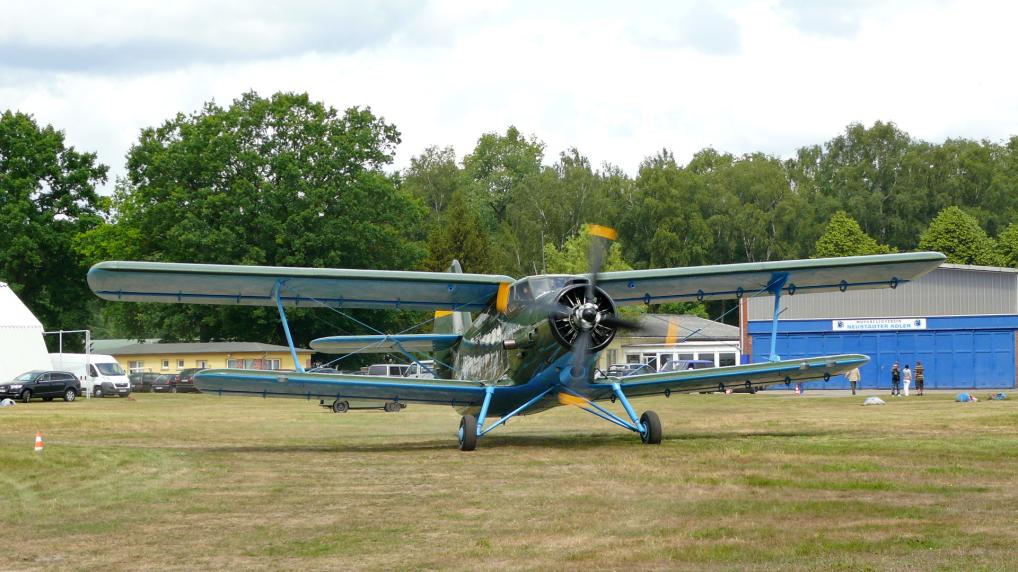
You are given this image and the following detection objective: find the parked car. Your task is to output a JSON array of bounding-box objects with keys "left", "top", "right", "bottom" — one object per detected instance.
[
  {"left": 151, "top": 374, "right": 179, "bottom": 393},
  {"left": 174, "top": 368, "right": 205, "bottom": 393},
  {"left": 658, "top": 359, "right": 715, "bottom": 373},
  {"left": 366, "top": 364, "right": 410, "bottom": 377},
  {"left": 0, "top": 370, "right": 80, "bottom": 403},
  {"left": 308, "top": 366, "right": 340, "bottom": 374},
  {"left": 603, "top": 363, "right": 655, "bottom": 377},
  {"left": 129, "top": 372, "right": 160, "bottom": 393}
]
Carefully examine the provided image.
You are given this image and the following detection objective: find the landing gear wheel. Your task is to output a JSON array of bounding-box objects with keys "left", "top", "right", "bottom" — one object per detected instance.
[
  {"left": 640, "top": 411, "right": 662, "bottom": 445},
  {"left": 331, "top": 400, "right": 349, "bottom": 413},
  {"left": 384, "top": 402, "right": 401, "bottom": 413},
  {"left": 63, "top": 389, "right": 76, "bottom": 402},
  {"left": 458, "top": 415, "right": 478, "bottom": 451}
]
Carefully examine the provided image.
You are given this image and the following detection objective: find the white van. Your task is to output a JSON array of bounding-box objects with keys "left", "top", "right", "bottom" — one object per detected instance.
[
  {"left": 366, "top": 363, "right": 410, "bottom": 377},
  {"left": 404, "top": 361, "right": 436, "bottom": 379},
  {"left": 49, "top": 353, "right": 131, "bottom": 397}
]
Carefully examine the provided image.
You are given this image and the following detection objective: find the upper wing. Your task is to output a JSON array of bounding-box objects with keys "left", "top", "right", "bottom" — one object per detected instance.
[
  {"left": 88, "top": 261, "right": 514, "bottom": 311},
  {"left": 596, "top": 252, "right": 945, "bottom": 306},
  {"left": 311, "top": 334, "right": 461, "bottom": 354},
  {"left": 194, "top": 369, "right": 487, "bottom": 406},
  {"left": 588, "top": 354, "right": 867, "bottom": 398}
]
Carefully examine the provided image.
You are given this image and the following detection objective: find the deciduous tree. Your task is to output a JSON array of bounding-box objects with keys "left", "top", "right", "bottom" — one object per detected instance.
[
  {"left": 918, "top": 206, "right": 1000, "bottom": 265},
  {"left": 0, "top": 110, "right": 107, "bottom": 331},
  {"left": 813, "top": 211, "right": 896, "bottom": 257}
]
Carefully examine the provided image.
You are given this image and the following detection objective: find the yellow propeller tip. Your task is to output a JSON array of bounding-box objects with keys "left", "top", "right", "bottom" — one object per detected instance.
[
  {"left": 587, "top": 224, "right": 618, "bottom": 241},
  {"left": 557, "top": 392, "right": 588, "bottom": 407}
]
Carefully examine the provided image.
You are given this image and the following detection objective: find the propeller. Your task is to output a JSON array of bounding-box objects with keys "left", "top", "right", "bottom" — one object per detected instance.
[{"left": 550, "top": 225, "right": 645, "bottom": 404}]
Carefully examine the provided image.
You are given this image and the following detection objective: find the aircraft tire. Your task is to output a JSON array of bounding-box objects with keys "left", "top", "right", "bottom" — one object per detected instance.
[
  {"left": 640, "top": 411, "right": 662, "bottom": 445},
  {"left": 332, "top": 400, "right": 349, "bottom": 413},
  {"left": 458, "top": 415, "right": 478, "bottom": 451}
]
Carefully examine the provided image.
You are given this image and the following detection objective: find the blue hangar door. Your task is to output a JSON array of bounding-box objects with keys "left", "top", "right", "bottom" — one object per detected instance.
[{"left": 752, "top": 329, "right": 1016, "bottom": 389}]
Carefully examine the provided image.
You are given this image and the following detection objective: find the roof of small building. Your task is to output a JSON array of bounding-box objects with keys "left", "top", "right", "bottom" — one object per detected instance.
[
  {"left": 618, "top": 314, "right": 739, "bottom": 341},
  {"left": 91, "top": 338, "right": 162, "bottom": 353},
  {"left": 99, "top": 341, "right": 312, "bottom": 355}
]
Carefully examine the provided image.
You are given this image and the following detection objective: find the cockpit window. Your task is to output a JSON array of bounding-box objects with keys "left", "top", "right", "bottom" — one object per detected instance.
[{"left": 508, "top": 276, "right": 578, "bottom": 311}]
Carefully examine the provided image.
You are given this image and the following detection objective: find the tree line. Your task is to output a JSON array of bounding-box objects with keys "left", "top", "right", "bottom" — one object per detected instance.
[{"left": 3, "top": 91, "right": 1017, "bottom": 347}]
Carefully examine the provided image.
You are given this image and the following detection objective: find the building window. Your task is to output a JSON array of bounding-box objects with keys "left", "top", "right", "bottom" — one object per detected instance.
[
  {"left": 177, "top": 360, "right": 185, "bottom": 368},
  {"left": 196, "top": 360, "right": 208, "bottom": 368},
  {"left": 606, "top": 349, "right": 618, "bottom": 366},
  {"left": 128, "top": 360, "right": 145, "bottom": 371},
  {"left": 161, "top": 360, "right": 169, "bottom": 370},
  {"left": 696, "top": 353, "right": 717, "bottom": 367},
  {"left": 719, "top": 352, "right": 737, "bottom": 367},
  {"left": 227, "top": 359, "right": 238, "bottom": 369}
]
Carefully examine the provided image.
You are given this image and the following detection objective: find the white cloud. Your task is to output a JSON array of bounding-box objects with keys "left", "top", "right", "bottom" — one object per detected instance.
[{"left": 2, "top": 0, "right": 1017, "bottom": 194}]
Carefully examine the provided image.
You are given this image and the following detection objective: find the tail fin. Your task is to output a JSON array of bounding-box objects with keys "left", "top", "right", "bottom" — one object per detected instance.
[
  {"left": 433, "top": 260, "right": 471, "bottom": 336},
  {"left": 433, "top": 260, "right": 471, "bottom": 380}
]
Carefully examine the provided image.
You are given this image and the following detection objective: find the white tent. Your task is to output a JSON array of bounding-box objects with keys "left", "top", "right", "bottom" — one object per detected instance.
[{"left": 0, "top": 282, "right": 52, "bottom": 381}]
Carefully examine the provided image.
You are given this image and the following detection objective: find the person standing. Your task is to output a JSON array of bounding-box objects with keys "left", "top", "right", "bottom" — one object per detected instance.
[
  {"left": 847, "top": 367, "right": 861, "bottom": 395},
  {"left": 890, "top": 362, "right": 901, "bottom": 396},
  {"left": 915, "top": 361, "right": 925, "bottom": 396},
  {"left": 903, "top": 364, "right": 912, "bottom": 397}
]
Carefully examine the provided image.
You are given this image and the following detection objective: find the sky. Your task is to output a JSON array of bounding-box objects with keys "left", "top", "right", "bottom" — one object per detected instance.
[{"left": 3, "top": 0, "right": 1017, "bottom": 192}]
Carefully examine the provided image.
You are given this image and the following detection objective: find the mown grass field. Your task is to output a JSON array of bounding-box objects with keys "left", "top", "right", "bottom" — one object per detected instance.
[{"left": 2, "top": 390, "right": 1017, "bottom": 571}]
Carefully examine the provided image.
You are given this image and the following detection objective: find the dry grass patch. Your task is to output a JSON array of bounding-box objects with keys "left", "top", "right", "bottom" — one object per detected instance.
[{"left": 1, "top": 391, "right": 1016, "bottom": 570}]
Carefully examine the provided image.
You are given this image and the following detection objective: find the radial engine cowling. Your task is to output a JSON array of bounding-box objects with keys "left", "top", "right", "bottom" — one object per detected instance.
[{"left": 548, "top": 283, "right": 619, "bottom": 352}]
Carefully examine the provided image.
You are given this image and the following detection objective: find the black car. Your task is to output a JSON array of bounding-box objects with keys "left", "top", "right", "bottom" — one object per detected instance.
[
  {"left": 0, "top": 370, "right": 80, "bottom": 403},
  {"left": 128, "top": 372, "right": 160, "bottom": 393},
  {"left": 151, "top": 374, "right": 179, "bottom": 393},
  {"left": 174, "top": 367, "right": 206, "bottom": 393}
]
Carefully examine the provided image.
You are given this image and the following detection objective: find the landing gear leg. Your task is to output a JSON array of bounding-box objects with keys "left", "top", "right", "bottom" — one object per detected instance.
[{"left": 612, "top": 383, "right": 663, "bottom": 445}]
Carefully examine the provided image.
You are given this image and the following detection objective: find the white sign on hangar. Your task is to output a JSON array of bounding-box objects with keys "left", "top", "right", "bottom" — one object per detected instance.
[{"left": 831, "top": 318, "right": 927, "bottom": 331}]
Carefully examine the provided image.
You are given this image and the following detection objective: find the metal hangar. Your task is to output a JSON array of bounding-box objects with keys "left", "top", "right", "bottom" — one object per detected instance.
[{"left": 746, "top": 263, "right": 1018, "bottom": 390}]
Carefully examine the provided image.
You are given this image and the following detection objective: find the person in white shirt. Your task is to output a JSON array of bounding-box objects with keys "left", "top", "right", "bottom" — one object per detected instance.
[{"left": 902, "top": 364, "right": 912, "bottom": 397}]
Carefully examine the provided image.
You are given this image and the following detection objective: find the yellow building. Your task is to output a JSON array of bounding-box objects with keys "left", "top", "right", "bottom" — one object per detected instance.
[{"left": 99, "top": 341, "right": 313, "bottom": 373}]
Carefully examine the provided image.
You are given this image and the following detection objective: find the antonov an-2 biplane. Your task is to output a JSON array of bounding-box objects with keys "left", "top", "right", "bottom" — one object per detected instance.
[{"left": 88, "top": 226, "right": 945, "bottom": 450}]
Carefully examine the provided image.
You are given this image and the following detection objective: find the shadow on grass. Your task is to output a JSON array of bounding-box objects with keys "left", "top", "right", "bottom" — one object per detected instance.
[{"left": 185, "top": 428, "right": 836, "bottom": 454}]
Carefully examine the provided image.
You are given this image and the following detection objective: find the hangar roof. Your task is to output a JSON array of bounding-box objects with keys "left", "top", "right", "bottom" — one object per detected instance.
[
  {"left": 618, "top": 314, "right": 739, "bottom": 341},
  {"left": 747, "top": 263, "right": 1018, "bottom": 321}
]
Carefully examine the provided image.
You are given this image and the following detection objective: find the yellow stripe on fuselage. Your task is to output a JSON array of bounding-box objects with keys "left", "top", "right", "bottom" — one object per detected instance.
[{"left": 435, "top": 310, "right": 453, "bottom": 318}]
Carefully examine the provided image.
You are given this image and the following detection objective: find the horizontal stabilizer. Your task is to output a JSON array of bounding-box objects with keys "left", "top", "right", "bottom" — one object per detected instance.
[
  {"left": 311, "top": 334, "right": 462, "bottom": 354},
  {"left": 596, "top": 252, "right": 945, "bottom": 306},
  {"left": 88, "top": 261, "right": 513, "bottom": 311},
  {"left": 193, "top": 369, "right": 487, "bottom": 406}
]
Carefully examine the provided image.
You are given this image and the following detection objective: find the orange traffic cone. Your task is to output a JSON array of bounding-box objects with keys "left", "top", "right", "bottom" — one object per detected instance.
[{"left": 34, "top": 431, "right": 44, "bottom": 452}]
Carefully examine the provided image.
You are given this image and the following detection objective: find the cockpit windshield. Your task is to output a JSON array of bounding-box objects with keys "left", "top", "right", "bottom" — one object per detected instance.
[{"left": 508, "top": 276, "right": 578, "bottom": 308}]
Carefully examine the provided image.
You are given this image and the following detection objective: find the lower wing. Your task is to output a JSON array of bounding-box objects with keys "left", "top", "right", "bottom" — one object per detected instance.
[
  {"left": 194, "top": 369, "right": 487, "bottom": 407},
  {"left": 589, "top": 354, "right": 868, "bottom": 398}
]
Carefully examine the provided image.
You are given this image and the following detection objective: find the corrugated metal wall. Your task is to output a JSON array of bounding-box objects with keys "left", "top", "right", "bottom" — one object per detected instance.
[
  {"left": 748, "top": 264, "right": 1018, "bottom": 320},
  {"left": 750, "top": 329, "right": 1016, "bottom": 389}
]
